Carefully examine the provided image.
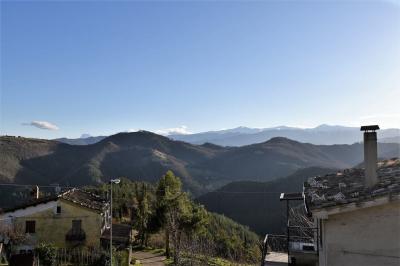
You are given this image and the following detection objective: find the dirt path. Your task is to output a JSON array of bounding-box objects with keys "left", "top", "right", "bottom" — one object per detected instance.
[{"left": 132, "top": 251, "right": 166, "bottom": 266}]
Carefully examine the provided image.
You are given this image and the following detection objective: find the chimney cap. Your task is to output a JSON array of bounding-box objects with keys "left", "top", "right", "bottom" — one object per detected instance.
[{"left": 360, "top": 125, "right": 380, "bottom": 132}]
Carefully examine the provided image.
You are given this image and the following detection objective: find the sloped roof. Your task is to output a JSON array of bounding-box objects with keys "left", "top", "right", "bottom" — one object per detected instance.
[
  {"left": 2, "top": 188, "right": 108, "bottom": 213},
  {"left": 60, "top": 188, "right": 108, "bottom": 212},
  {"left": 1, "top": 195, "right": 59, "bottom": 213},
  {"left": 304, "top": 158, "right": 400, "bottom": 211},
  {"left": 101, "top": 223, "right": 132, "bottom": 245}
]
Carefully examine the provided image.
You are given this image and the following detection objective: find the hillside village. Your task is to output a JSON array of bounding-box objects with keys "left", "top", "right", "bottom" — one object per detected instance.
[
  {"left": 0, "top": 125, "right": 399, "bottom": 266},
  {"left": 1, "top": 1, "right": 399, "bottom": 265},
  {"left": 262, "top": 126, "right": 400, "bottom": 266}
]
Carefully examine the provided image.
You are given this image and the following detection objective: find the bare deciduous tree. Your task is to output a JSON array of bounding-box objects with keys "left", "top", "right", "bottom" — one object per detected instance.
[{"left": 0, "top": 221, "right": 27, "bottom": 259}]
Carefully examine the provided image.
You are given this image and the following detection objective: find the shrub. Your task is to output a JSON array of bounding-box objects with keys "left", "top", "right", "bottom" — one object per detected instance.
[{"left": 35, "top": 243, "right": 56, "bottom": 266}]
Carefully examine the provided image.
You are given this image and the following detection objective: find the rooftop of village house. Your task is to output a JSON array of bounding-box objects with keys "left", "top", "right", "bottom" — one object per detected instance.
[
  {"left": 304, "top": 158, "right": 400, "bottom": 211},
  {"left": 60, "top": 188, "right": 108, "bottom": 212},
  {"left": 1, "top": 188, "right": 108, "bottom": 213}
]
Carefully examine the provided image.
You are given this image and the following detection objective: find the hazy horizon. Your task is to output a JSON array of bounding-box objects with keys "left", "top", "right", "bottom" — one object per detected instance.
[{"left": 1, "top": 123, "right": 399, "bottom": 140}]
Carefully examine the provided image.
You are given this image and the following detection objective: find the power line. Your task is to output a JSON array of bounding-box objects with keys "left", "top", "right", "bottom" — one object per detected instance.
[
  {"left": 0, "top": 183, "right": 297, "bottom": 194},
  {"left": 207, "top": 191, "right": 282, "bottom": 194},
  {"left": 0, "top": 183, "right": 74, "bottom": 189}
]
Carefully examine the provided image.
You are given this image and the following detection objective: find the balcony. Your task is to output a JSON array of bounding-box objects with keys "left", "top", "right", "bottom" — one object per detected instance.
[
  {"left": 262, "top": 234, "right": 318, "bottom": 266},
  {"left": 65, "top": 229, "right": 86, "bottom": 242}
]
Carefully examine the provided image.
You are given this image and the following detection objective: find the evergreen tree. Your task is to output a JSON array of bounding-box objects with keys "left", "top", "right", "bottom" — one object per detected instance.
[
  {"left": 156, "top": 170, "right": 207, "bottom": 265},
  {"left": 134, "top": 183, "right": 152, "bottom": 246}
]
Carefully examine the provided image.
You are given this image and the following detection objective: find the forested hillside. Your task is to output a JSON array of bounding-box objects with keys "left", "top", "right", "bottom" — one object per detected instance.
[
  {"left": 197, "top": 167, "right": 336, "bottom": 235},
  {"left": 1, "top": 132, "right": 399, "bottom": 196},
  {"left": 90, "top": 173, "right": 261, "bottom": 264}
]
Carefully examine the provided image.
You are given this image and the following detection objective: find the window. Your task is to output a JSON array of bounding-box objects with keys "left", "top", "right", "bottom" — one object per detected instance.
[
  {"left": 25, "top": 220, "right": 35, "bottom": 233},
  {"left": 302, "top": 245, "right": 315, "bottom": 251},
  {"left": 72, "top": 220, "right": 82, "bottom": 232},
  {"left": 56, "top": 206, "right": 61, "bottom": 214},
  {"left": 66, "top": 219, "right": 85, "bottom": 241}
]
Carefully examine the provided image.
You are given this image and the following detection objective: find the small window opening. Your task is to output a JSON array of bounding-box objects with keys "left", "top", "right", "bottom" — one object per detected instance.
[{"left": 25, "top": 220, "right": 35, "bottom": 233}]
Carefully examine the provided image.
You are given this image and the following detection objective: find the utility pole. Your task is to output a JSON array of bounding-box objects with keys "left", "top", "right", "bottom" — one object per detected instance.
[{"left": 109, "top": 178, "right": 120, "bottom": 266}]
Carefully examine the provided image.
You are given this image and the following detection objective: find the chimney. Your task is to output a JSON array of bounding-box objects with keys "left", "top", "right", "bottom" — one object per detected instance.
[
  {"left": 360, "top": 125, "right": 380, "bottom": 187},
  {"left": 30, "top": 185, "right": 40, "bottom": 199}
]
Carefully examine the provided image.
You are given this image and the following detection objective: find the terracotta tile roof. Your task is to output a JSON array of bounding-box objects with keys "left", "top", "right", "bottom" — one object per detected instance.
[{"left": 304, "top": 158, "right": 400, "bottom": 211}]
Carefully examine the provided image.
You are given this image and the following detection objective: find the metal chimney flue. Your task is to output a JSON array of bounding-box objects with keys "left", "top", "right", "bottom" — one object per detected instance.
[{"left": 360, "top": 125, "right": 380, "bottom": 187}]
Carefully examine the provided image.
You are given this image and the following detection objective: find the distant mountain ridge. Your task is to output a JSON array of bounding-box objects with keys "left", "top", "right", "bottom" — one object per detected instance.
[
  {"left": 1, "top": 131, "right": 399, "bottom": 196},
  {"left": 55, "top": 135, "right": 106, "bottom": 145},
  {"left": 170, "top": 125, "right": 400, "bottom": 146},
  {"left": 54, "top": 125, "right": 400, "bottom": 146}
]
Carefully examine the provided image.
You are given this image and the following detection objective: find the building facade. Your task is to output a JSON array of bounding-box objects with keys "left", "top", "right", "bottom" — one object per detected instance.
[
  {"left": 0, "top": 189, "right": 109, "bottom": 253},
  {"left": 304, "top": 159, "right": 400, "bottom": 266}
]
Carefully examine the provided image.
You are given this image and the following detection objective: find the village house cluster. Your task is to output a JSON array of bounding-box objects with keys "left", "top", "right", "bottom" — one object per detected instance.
[{"left": 263, "top": 125, "right": 400, "bottom": 266}]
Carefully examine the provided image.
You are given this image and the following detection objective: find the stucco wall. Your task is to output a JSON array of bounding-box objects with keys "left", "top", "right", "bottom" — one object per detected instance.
[
  {"left": 320, "top": 201, "right": 400, "bottom": 266},
  {"left": 10, "top": 199, "right": 103, "bottom": 248}
]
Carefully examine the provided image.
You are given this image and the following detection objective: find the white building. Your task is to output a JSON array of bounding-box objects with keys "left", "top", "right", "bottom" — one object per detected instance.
[{"left": 303, "top": 126, "right": 400, "bottom": 266}]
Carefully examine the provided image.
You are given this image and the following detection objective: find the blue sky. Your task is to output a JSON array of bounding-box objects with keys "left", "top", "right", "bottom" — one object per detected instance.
[{"left": 1, "top": 1, "right": 399, "bottom": 138}]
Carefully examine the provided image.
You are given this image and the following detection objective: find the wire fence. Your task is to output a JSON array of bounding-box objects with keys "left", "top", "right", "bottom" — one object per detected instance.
[{"left": 54, "top": 247, "right": 103, "bottom": 266}]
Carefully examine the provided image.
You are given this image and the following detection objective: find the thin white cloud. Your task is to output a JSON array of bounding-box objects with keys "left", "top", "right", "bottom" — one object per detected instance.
[
  {"left": 23, "top": 121, "right": 59, "bottom": 130},
  {"left": 284, "top": 124, "right": 314, "bottom": 129},
  {"left": 155, "top": 125, "right": 192, "bottom": 135},
  {"left": 125, "top": 128, "right": 139, "bottom": 133}
]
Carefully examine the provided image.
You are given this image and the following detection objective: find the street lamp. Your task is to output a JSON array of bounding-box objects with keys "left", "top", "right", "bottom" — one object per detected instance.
[{"left": 109, "top": 178, "right": 120, "bottom": 266}]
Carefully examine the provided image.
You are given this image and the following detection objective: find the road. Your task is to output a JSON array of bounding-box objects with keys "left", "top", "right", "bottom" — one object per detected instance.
[{"left": 132, "top": 250, "right": 166, "bottom": 266}]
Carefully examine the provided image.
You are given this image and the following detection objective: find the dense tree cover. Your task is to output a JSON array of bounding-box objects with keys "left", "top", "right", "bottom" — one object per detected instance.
[
  {"left": 204, "top": 213, "right": 260, "bottom": 263},
  {"left": 134, "top": 182, "right": 153, "bottom": 246},
  {"left": 197, "top": 167, "right": 335, "bottom": 235},
  {"left": 156, "top": 171, "right": 209, "bottom": 264},
  {"left": 91, "top": 172, "right": 260, "bottom": 265},
  {"left": 3, "top": 133, "right": 398, "bottom": 198}
]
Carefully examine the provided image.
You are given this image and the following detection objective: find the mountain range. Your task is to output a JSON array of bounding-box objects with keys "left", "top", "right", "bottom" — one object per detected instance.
[
  {"left": 169, "top": 125, "right": 400, "bottom": 146},
  {"left": 1, "top": 131, "right": 399, "bottom": 196},
  {"left": 55, "top": 135, "right": 106, "bottom": 145},
  {"left": 55, "top": 125, "right": 400, "bottom": 147}
]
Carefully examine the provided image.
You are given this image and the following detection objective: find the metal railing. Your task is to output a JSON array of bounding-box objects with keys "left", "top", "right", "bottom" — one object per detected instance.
[
  {"left": 65, "top": 230, "right": 86, "bottom": 241},
  {"left": 261, "top": 227, "right": 319, "bottom": 266}
]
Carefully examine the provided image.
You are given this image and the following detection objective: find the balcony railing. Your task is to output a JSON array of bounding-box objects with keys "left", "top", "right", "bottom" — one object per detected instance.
[{"left": 65, "top": 230, "right": 86, "bottom": 241}]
